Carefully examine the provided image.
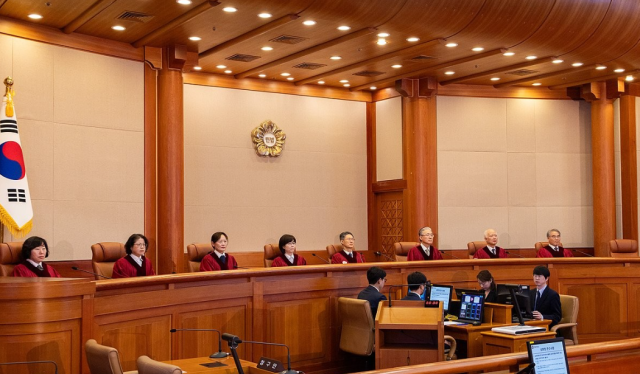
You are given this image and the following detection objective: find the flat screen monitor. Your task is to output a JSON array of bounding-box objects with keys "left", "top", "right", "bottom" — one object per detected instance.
[
  {"left": 428, "top": 284, "right": 453, "bottom": 312},
  {"left": 455, "top": 288, "right": 481, "bottom": 300},
  {"left": 526, "top": 337, "right": 570, "bottom": 374},
  {"left": 457, "top": 292, "right": 485, "bottom": 323}
]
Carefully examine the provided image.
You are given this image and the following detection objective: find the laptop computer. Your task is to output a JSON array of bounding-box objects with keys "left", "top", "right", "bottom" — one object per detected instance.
[{"left": 457, "top": 291, "right": 485, "bottom": 325}]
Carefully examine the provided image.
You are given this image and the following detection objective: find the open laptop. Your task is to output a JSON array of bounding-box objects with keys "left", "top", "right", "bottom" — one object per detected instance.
[
  {"left": 526, "top": 337, "right": 570, "bottom": 374},
  {"left": 457, "top": 292, "right": 485, "bottom": 325}
]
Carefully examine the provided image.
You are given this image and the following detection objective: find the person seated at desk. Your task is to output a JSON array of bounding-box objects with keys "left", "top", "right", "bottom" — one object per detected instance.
[
  {"left": 477, "top": 270, "right": 497, "bottom": 303},
  {"left": 12, "top": 236, "right": 61, "bottom": 278},
  {"left": 473, "top": 229, "right": 508, "bottom": 259},
  {"left": 358, "top": 267, "right": 387, "bottom": 317},
  {"left": 272, "top": 234, "right": 307, "bottom": 267},
  {"left": 407, "top": 227, "right": 443, "bottom": 261},
  {"left": 537, "top": 229, "right": 573, "bottom": 258},
  {"left": 112, "top": 234, "right": 155, "bottom": 278},
  {"left": 530, "top": 265, "right": 562, "bottom": 327},
  {"left": 331, "top": 231, "right": 365, "bottom": 264},
  {"left": 402, "top": 272, "right": 427, "bottom": 300},
  {"left": 201, "top": 232, "right": 238, "bottom": 271}
]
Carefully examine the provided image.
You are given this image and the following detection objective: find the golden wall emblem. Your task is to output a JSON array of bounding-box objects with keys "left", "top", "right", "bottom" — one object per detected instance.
[{"left": 251, "top": 120, "right": 286, "bottom": 157}]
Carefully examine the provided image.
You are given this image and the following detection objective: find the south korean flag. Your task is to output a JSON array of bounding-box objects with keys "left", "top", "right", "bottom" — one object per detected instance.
[{"left": 0, "top": 77, "right": 33, "bottom": 237}]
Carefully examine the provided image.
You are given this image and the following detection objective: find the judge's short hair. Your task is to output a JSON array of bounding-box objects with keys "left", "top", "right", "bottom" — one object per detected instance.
[
  {"left": 278, "top": 234, "right": 296, "bottom": 254},
  {"left": 211, "top": 232, "right": 228, "bottom": 244},
  {"left": 546, "top": 229, "right": 561, "bottom": 238},
  {"left": 418, "top": 227, "right": 432, "bottom": 236},
  {"left": 21, "top": 236, "right": 49, "bottom": 260},
  {"left": 339, "top": 231, "right": 354, "bottom": 241},
  {"left": 125, "top": 234, "right": 149, "bottom": 255}
]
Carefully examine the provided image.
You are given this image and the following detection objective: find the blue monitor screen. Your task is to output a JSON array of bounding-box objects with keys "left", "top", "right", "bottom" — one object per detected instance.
[
  {"left": 429, "top": 285, "right": 453, "bottom": 311},
  {"left": 459, "top": 293, "right": 484, "bottom": 322}
]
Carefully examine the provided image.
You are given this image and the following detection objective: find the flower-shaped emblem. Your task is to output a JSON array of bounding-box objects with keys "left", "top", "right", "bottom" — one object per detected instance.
[{"left": 251, "top": 120, "right": 286, "bottom": 157}]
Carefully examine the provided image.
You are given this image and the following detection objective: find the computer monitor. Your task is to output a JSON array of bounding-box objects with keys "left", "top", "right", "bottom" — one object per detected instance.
[
  {"left": 455, "top": 288, "right": 481, "bottom": 300},
  {"left": 526, "top": 337, "right": 570, "bottom": 374},
  {"left": 457, "top": 292, "right": 485, "bottom": 324},
  {"left": 496, "top": 284, "right": 532, "bottom": 321},
  {"left": 428, "top": 284, "right": 453, "bottom": 312}
]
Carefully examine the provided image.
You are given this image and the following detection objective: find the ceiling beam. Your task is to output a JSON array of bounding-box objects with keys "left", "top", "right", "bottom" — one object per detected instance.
[
  {"left": 549, "top": 70, "right": 640, "bottom": 90},
  {"left": 63, "top": 0, "right": 116, "bottom": 34},
  {"left": 235, "top": 27, "right": 377, "bottom": 79},
  {"left": 132, "top": 0, "right": 220, "bottom": 48},
  {"left": 294, "top": 38, "right": 444, "bottom": 86},
  {"left": 493, "top": 64, "right": 597, "bottom": 88},
  {"left": 438, "top": 56, "right": 555, "bottom": 86},
  {"left": 199, "top": 14, "right": 299, "bottom": 60},
  {"left": 350, "top": 49, "right": 506, "bottom": 91}
]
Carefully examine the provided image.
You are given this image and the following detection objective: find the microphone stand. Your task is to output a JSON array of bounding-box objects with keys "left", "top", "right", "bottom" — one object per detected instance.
[
  {"left": 311, "top": 253, "right": 330, "bottom": 264},
  {"left": 222, "top": 334, "right": 297, "bottom": 374},
  {"left": 374, "top": 251, "right": 395, "bottom": 261},
  {"left": 506, "top": 251, "right": 525, "bottom": 258},
  {"left": 440, "top": 250, "right": 462, "bottom": 259},
  {"left": 170, "top": 328, "right": 229, "bottom": 358},
  {"left": 571, "top": 248, "right": 594, "bottom": 257},
  {"left": 71, "top": 266, "right": 111, "bottom": 279},
  {"left": 0, "top": 361, "right": 58, "bottom": 373}
]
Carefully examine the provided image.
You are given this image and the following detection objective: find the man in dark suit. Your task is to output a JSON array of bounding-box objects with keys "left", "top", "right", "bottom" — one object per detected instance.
[
  {"left": 358, "top": 267, "right": 387, "bottom": 318},
  {"left": 530, "top": 265, "right": 562, "bottom": 327},
  {"left": 402, "top": 272, "right": 427, "bottom": 300}
]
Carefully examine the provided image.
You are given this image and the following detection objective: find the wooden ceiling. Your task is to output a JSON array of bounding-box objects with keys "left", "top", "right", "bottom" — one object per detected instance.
[{"left": 3, "top": 0, "right": 640, "bottom": 92}]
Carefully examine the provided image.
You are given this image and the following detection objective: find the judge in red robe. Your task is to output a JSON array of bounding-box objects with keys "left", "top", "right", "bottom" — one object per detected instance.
[
  {"left": 536, "top": 229, "right": 573, "bottom": 258},
  {"left": 473, "top": 229, "right": 508, "bottom": 259},
  {"left": 271, "top": 234, "right": 307, "bottom": 267},
  {"left": 407, "top": 226, "right": 443, "bottom": 261},
  {"left": 200, "top": 231, "right": 239, "bottom": 271},
  {"left": 112, "top": 234, "right": 155, "bottom": 278},
  {"left": 331, "top": 231, "right": 366, "bottom": 264},
  {"left": 12, "top": 236, "right": 61, "bottom": 278}
]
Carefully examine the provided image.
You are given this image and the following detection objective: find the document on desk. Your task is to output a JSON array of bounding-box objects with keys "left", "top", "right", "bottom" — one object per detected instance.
[{"left": 444, "top": 321, "right": 465, "bottom": 325}]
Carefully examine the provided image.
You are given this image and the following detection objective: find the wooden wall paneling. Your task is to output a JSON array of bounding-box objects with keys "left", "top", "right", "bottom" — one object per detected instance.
[
  {"left": 619, "top": 94, "right": 638, "bottom": 241},
  {"left": 376, "top": 191, "right": 404, "bottom": 257},
  {"left": 367, "top": 102, "right": 377, "bottom": 254},
  {"left": 144, "top": 56, "right": 158, "bottom": 269},
  {"left": 627, "top": 282, "right": 640, "bottom": 336}
]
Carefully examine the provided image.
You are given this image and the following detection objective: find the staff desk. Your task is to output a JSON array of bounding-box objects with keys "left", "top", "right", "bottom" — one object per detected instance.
[{"left": 162, "top": 356, "right": 264, "bottom": 374}]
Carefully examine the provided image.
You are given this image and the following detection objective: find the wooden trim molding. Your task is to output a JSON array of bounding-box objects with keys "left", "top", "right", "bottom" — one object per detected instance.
[
  {"left": 619, "top": 94, "right": 638, "bottom": 240},
  {"left": 144, "top": 61, "right": 158, "bottom": 268},
  {"left": 372, "top": 179, "right": 407, "bottom": 193}
]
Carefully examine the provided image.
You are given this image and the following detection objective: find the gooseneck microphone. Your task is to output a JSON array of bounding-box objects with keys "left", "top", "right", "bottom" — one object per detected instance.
[
  {"left": 387, "top": 283, "right": 430, "bottom": 307},
  {"left": 505, "top": 251, "right": 525, "bottom": 258},
  {"left": 374, "top": 251, "right": 395, "bottom": 261},
  {"left": 71, "top": 266, "right": 111, "bottom": 279},
  {"left": 570, "top": 248, "right": 594, "bottom": 257},
  {"left": 170, "top": 328, "right": 229, "bottom": 358},
  {"left": 0, "top": 361, "right": 58, "bottom": 374},
  {"left": 221, "top": 333, "right": 297, "bottom": 374},
  {"left": 440, "top": 250, "right": 462, "bottom": 259},
  {"left": 311, "top": 253, "right": 330, "bottom": 264}
]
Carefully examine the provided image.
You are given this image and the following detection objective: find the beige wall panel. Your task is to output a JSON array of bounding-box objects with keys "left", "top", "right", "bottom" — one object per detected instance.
[
  {"left": 3, "top": 199, "right": 55, "bottom": 248},
  {"left": 437, "top": 96, "right": 507, "bottom": 152},
  {"left": 507, "top": 153, "right": 536, "bottom": 207},
  {"left": 53, "top": 48, "right": 143, "bottom": 131},
  {"left": 506, "top": 99, "right": 536, "bottom": 153},
  {"left": 535, "top": 100, "right": 591, "bottom": 154},
  {"left": 508, "top": 207, "right": 538, "bottom": 248},
  {"left": 375, "top": 97, "right": 403, "bottom": 181},
  {"left": 53, "top": 201, "right": 143, "bottom": 260},
  {"left": 184, "top": 85, "right": 367, "bottom": 252},
  {"left": 53, "top": 123, "right": 143, "bottom": 203},
  {"left": 535, "top": 153, "right": 592, "bottom": 207},
  {"left": 19, "top": 119, "right": 53, "bottom": 200},
  {"left": 438, "top": 207, "right": 509, "bottom": 249},
  {"left": 0, "top": 34, "right": 12, "bottom": 78},
  {"left": 438, "top": 151, "right": 508, "bottom": 207},
  {"left": 12, "top": 37, "right": 54, "bottom": 122},
  {"left": 536, "top": 207, "right": 593, "bottom": 247}
]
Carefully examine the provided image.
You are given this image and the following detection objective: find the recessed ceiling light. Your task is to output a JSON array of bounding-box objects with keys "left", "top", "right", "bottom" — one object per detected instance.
[
  {"left": 391, "top": 64, "right": 402, "bottom": 68},
  {"left": 596, "top": 65, "right": 607, "bottom": 70},
  {"left": 444, "top": 71, "right": 455, "bottom": 75},
  {"left": 303, "top": 20, "right": 316, "bottom": 26},
  {"left": 261, "top": 46, "right": 273, "bottom": 51},
  {"left": 407, "top": 37, "right": 419, "bottom": 42},
  {"left": 472, "top": 47, "right": 484, "bottom": 52},
  {"left": 112, "top": 25, "right": 125, "bottom": 31},
  {"left": 28, "top": 14, "right": 42, "bottom": 20},
  {"left": 625, "top": 75, "right": 634, "bottom": 82},
  {"left": 287, "top": 77, "right": 294, "bottom": 81},
  {"left": 223, "top": 7, "right": 237, "bottom": 12},
  {"left": 189, "top": 36, "right": 201, "bottom": 41},
  {"left": 572, "top": 62, "right": 584, "bottom": 67},
  {"left": 445, "top": 42, "right": 458, "bottom": 48},
  {"left": 343, "top": 84, "right": 350, "bottom": 87},
  {"left": 337, "top": 25, "right": 351, "bottom": 31},
  {"left": 318, "top": 81, "right": 325, "bottom": 84},
  {"left": 377, "top": 33, "right": 390, "bottom": 38},
  {"left": 503, "top": 52, "right": 515, "bottom": 56},
  {"left": 339, "top": 79, "right": 349, "bottom": 83},
  {"left": 193, "top": 66, "right": 202, "bottom": 71},
  {"left": 258, "top": 13, "right": 272, "bottom": 18},
  {"left": 281, "top": 72, "right": 290, "bottom": 76},
  {"left": 216, "top": 65, "right": 227, "bottom": 69},
  {"left": 177, "top": 0, "right": 192, "bottom": 4},
  {"left": 552, "top": 59, "right": 564, "bottom": 64},
  {"left": 532, "top": 83, "right": 542, "bottom": 86},
  {"left": 614, "top": 68, "right": 625, "bottom": 73},
  {"left": 377, "top": 38, "right": 387, "bottom": 45},
  {"left": 258, "top": 74, "right": 266, "bottom": 78},
  {"left": 490, "top": 77, "right": 500, "bottom": 81},
  {"left": 525, "top": 55, "right": 537, "bottom": 60},
  {"left": 224, "top": 70, "right": 232, "bottom": 74},
  {"left": 370, "top": 86, "right": 377, "bottom": 90},
  {"left": 330, "top": 56, "right": 342, "bottom": 60}
]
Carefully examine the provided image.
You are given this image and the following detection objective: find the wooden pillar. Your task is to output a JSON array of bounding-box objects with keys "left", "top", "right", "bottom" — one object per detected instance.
[
  {"left": 143, "top": 48, "right": 159, "bottom": 268},
  {"left": 619, "top": 94, "right": 638, "bottom": 241},
  {"left": 366, "top": 102, "right": 377, "bottom": 251},
  {"left": 157, "top": 46, "right": 186, "bottom": 274},
  {"left": 398, "top": 78, "right": 438, "bottom": 243}
]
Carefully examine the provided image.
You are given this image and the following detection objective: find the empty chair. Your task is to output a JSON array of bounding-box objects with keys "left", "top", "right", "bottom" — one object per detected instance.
[
  {"left": 338, "top": 297, "right": 375, "bottom": 357},
  {"left": 466, "top": 241, "right": 487, "bottom": 259},
  {"left": 551, "top": 295, "right": 579, "bottom": 345},
  {"left": 136, "top": 356, "right": 181, "bottom": 374},
  {"left": 609, "top": 239, "right": 638, "bottom": 258},
  {"left": 393, "top": 242, "right": 418, "bottom": 262},
  {"left": 0, "top": 242, "right": 23, "bottom": 276},
  {"left": 85, "top": 339, "right": 137, "bottom": 374},
  {"left": 186, "top": 243, "right": 213, "bottom": 272},
  {"left": 263, "top": 243, "right": 279, "bottom": 267},
  {"left": 90, "top": 242, "right": 126, "bottom": 280}
]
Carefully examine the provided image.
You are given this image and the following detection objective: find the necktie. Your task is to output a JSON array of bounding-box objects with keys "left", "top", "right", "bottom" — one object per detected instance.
[
  {"left": 491, "top": 248, "right": 495, "bottom": 255},
  {"left": 221, "top": 255, "right": 227, "bottom": 265},
  {"left": 535, "top": 290, "right": 541, "bottom": 310},
  {"left": 37, "top": 264, "right": 43, "bottom": 271},
  {"left": 349, "top": 252, "right": 353, "bottom": 259}
]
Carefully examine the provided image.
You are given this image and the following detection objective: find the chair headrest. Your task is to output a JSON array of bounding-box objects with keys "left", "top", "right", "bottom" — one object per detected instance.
[
  {"left": 187, "top": 243, "right": 213, "bottom": 261},
  {"left": 610, "top": 239, "right": 638, "bottom": 253},
  {"left": 394, "top": 242, "right": 419, "bottom": 256},
  {"left": 0, "top": 242, "right": 23, "bottom": 265},
  {"left": 91, "top": 243, "right": 126, "bottom": 262},
  {"left": 467, "top": 241, "right": 487, "bottom": 255},
  {"left": 264, "top": 243, "right": 281, "bottom": 260}
]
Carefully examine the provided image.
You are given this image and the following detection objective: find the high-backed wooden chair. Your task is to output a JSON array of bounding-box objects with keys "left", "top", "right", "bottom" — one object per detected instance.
[
  {"left": 263, "top": 243, "right": 280, "bottom": 267},
  {"left": 0, "top": 242, "right": 23, "bottom": 276},
  {"left": 534, "top": 241, "right": 565, "bottom": 254},
  {"left": 338, "top": 297, "right": 375, "bottom": 357},
  {"left": 186, "top": 243, "right": 213, "bottom": 272},
  {"left": 393, "top": 242, "right": 418, "bottom": 262},
  {"left": 326, "top": 244, "right": 343, "bottom": 259},
  {"left": 85, "top": 339, "right": 137, "bottom": 374},
  {"left": 552, "top": 295, "right": 579, "bottom": 345},
  {"left": 136, "top": 356, "right": 181, "bottom": 374},
  {"left": 609, "top": 239, "right": 638, "bottom": 258},
  {"left": 91, "top": 242, "right": 126, "bottom": 280},
  {"left": 467, "top": 241, "right": 487, "bottom": 259}
]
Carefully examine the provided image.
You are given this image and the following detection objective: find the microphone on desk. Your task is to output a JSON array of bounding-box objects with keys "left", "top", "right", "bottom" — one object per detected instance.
[
  {"left": 387, "top": 283, "right": 430, "bottom": 307},
  {"left": 374, "top": 251, "right": 395, "bottom": 262},
  {"left": 170, "top": 328, "right": 229, "bottom": 358},
  {"left": 0, "top": 361, "right": 58, "bottom": 374},
  {"left": 221, "top": 333, "right": 297, "bottom": 374},
  {"left": 71, "top": 266, "right": 111, "bottom": 279},
  {"left": 570, "top": 248, "right": 594, "bottom": 257},
  {"left": 235, "top": 266, "right": 251, "bottom": 269},
  {"left": 505, "top": 251, "right": 525, "bottom": 258},
  {"left": 312, "top": 253, "right": 330, "bottom": 264},
  {"left": 440, "top": 250, "right": 462, "bottom": 259}
]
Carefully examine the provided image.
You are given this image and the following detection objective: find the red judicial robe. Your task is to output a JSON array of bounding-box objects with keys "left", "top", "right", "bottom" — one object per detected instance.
[
  {"left": 271, "top": 254, "right": 307, "bottom": 267},
  {"left": 537, "top": 245, "right": 573, "bottom": 258},
  {"left": 407, "top": 245, "right": 443, "bottom": 261},
  {"left": 473, "top": 246, "right": 508, "bottom": 259},
  {"left": 200, "top": 252, "right": 238, "bottom": 271},
  {"left": 12, "top": 261, "right": 61, "bottom": 278},
  {"left": 112, "top": 255, "right": 155, "bottom": 278},
  {"left": 331, "top": 250, "right": 365, "bottom": 264}
]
